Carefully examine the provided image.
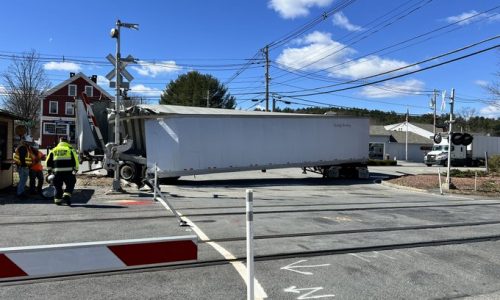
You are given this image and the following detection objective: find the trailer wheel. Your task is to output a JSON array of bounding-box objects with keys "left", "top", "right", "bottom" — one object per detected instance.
[{"left": 119, "top": 163, "right": 136, "bottom": 181}]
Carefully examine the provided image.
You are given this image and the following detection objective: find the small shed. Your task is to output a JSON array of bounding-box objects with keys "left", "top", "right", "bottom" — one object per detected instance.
[{"left": 0, "top": 110, "right": 22, "bottom": 190}]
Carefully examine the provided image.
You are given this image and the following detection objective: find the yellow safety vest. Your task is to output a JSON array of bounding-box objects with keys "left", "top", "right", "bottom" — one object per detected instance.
[
  {"left": 46, "top": 142, "right": 79, "bottom": 173},
  {"left": 13, "top": 145, "right": 32, "bottom": 167}
]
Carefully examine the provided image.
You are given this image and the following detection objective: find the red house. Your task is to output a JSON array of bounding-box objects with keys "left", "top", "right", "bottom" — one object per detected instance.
[{"left": 39, "top": 72, "right": 112, "bottom": 148}]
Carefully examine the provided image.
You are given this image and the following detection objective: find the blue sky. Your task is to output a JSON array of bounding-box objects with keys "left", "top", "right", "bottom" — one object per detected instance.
[{"left": 0, "top": 0, "right": 499, "bottom": 118}]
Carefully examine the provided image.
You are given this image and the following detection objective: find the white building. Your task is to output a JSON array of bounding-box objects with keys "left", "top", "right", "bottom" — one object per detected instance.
[{"left": 370, "top": 122, "right": 437, "bottom": 162}]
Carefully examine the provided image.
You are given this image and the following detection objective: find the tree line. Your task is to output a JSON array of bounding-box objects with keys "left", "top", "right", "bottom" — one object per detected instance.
[{"left": 272, "top": 106, "right": 500, "bottom": 136}]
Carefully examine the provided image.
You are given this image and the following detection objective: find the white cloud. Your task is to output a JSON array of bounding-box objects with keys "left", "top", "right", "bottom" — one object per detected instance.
[
  {"left": 474, "top": 80, "right": 488, "bottom": 87},
  {"left": 446, "top": 10, "right": 479, "bottom": 25},
  {"left": 276, "top": 31, "right": 418, "bottom": 82},
  {"left": 268, "top": 0, "right": 333, "bottom": 19},
  {"left": 43, "top": 61, "right": 81, "bottom": 72},
  {"left": 131, "top": 61, "right": 181, "bottom": 78},
  {"left": 359, "top": 79, "right": 425, "bottom": 98},
  {"left": 480, "top": 102, "right": 500, "bottom": 118},
  {"left": 129, "top": 84, "right": 162, "bottom": 98},
  {"left": 0, "top": 84, "right": 6, "bottom": 94},
  {"left": 445, "top": 10, "right": 500, "bottom": 25},
  {"left": 277, "top": 31, "right": 355, "bottom": 71},
  {"left": 332, "top": 12, "right": 363, "bottom": 32},
  {"left": 335, "top": 55, "right": 419, "bottom": 79},
  {"left": 96, "top": 75, "right": 110, "bottom": 88}
]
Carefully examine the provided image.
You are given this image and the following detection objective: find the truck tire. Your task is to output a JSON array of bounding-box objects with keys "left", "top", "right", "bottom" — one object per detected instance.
[
  {"left": 119, "top": 162, "right": 136, "bottom": 181},
  {"left": 426, "top": 164, "right": 432, "bottom": 167}
]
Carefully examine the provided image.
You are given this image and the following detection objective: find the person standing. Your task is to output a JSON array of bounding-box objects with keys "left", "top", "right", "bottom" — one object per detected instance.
[
  {"left": 13, "top": 137, "right": 32, "bottom": 198},
  {"left": 45, "top": 137, "right": 79, "bottom": 206},
  {"left": 29, "top": 143, "right": 46, "bottom": 195}
]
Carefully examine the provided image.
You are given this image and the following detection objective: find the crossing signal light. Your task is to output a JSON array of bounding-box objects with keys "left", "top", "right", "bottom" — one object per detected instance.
[{"left": 451, "top": 132, "right": 473, "bottom": 146}]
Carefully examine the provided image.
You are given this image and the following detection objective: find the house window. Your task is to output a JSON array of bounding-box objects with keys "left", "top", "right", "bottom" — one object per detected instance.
[
  {"left": 65, "top": 102, "right": 75, "bottom": 115},
  {"left": 56, "top": 124, "right": 67, "bottom": 135},
  {"left": 49, "top": 101, "right": 58, "bottom": 114},
  {"left": 44, "top": 123, "right": 56, "bottom": 135},
  {"left": 85, "top": 85, "right": 93, "bottom": 97},
  {"left": 68, "top": 84, "right": 77, "bottom": 97}
]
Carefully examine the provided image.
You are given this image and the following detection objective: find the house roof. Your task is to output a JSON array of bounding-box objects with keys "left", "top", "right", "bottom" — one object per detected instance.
[
  {"left": 44, "top": 72, "right": 113, "bottom": 99},
  {"left": 390, "top": 131, "right": 433, "bottom": 144},
  {"left": 370, "top": 125, "right": 392, "bottom": 136},
  {"left": 370, "top": 124, "right": 433, "bottom": 144},
  {"left": 384, "top": 122, "right": 434, "bottom": 140},
  {"left": 0, "top": 109, "right": 25, "bottom": 120}
]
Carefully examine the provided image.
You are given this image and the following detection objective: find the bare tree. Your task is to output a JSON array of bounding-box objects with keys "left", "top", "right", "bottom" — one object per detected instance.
[
  {"left": 457, "top": 106, "right": 478, "bottom": 132},
  {"left": 459, "top": 106, "right": 477, "bottom": 122},
  {"left": 486, "top": 71, "right": 500, "bottom": 100},
  {"left": 1, "top": 50, "right": 51, "bottom": 130}
]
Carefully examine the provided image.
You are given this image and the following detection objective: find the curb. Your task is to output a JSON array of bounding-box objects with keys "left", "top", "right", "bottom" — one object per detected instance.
[{"left": 380, "top": 180, "right": 430, "bottom": 193}]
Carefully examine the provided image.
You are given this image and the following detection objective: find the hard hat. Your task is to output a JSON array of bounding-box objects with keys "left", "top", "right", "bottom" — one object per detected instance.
[{"left": 47, "top": 174, "right": 55, "bottom": 183}]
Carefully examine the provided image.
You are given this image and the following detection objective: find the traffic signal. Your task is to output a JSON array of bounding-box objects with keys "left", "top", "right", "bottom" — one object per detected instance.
[{"left": 451, "top": 132, "right": 473, "bottom": 146}]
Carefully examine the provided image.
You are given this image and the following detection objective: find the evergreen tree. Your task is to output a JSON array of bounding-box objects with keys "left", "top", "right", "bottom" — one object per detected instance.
[{"left": 160, "top": 71, "right": 235, "bottom": 109}]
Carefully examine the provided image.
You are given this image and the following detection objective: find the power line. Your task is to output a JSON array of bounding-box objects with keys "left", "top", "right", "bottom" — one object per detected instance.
[
  {"left": 280, "top": 44, "right": 500, "bottom": 98},
  {"left": 272, "top": 5, "right": 500, "bottom": 84},
  {"left": 277, "top": 35, "right": 500, "bottom": 95}
]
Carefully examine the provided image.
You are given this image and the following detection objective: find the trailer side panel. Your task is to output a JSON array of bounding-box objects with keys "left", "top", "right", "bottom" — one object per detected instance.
[{"left": 145, "top": 115, "right": 368, "bottom": 177}]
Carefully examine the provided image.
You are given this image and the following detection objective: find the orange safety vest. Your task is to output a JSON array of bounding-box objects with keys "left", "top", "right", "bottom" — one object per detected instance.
[{"left": 30, "top": 150, "right": 45, "bottom": 172}]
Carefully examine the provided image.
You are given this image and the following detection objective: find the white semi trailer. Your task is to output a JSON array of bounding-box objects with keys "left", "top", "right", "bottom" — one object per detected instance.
[{"left": 76, "top": 103, "right": 369, "bottom": 184}]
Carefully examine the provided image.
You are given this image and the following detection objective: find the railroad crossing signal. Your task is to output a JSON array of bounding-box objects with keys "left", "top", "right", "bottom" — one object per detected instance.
[{"left": 105, "top": 53, "right": 135, "bottom": 82}]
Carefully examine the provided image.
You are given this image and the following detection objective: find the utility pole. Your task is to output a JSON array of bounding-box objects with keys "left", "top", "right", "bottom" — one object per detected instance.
[
  {"left": 108, "top": 20, "right": 138, "bottom": 193},
  {"left": 112, "top": 20, "right": 123, "bottom": 192},
  {"left": 264, "top": 45, "right": 270, "bottom": 112},
  {"left": 433, "top": 89, "right": 437, "bottom": 135},
  {"left": 446, "top": 88, "right": 455, "bottom": 189},
  {"left": 405, "top": 108, "right": 409, "bottom": 161}
]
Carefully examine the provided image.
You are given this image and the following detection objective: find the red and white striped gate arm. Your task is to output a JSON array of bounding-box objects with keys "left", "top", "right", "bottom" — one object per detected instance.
[{"left": 0, "top": 235, "right": 197, "bottom": 281}]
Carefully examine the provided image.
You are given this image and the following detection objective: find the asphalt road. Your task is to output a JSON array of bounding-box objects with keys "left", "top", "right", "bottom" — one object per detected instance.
[{"left": 1, "top": 167, "right": 499, "bottom": 299}]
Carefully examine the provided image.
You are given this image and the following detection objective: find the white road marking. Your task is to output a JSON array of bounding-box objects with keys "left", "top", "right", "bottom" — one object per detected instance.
[
  {"left": 284, "top": 286, "right": 335, "bottom": 299},
  {"left": 281, "top": 260, "right": 330, "bottom": 275},
  {"left": 180, "top": 214, "right": 268, "bottom": 299}
]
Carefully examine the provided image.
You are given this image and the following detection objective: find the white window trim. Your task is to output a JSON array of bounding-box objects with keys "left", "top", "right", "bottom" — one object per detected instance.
[
  {"left": 43, "top": 123, "right": 56, "bottom": 135},
  {"left": 49, "top": 101, "right": 58, "bottom": 115},
  {"left": 85, "top": 85, "right": 94, "bottom": 97},
  {"left": 65, "top": 102, "right": 75, "bottom": 116},
  {"left": 68, "top": 84, "right": 77, "bottom": 97}
]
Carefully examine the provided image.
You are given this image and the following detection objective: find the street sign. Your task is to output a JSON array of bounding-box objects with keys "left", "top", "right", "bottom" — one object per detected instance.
[{"left": 105, "top": 53, "right": 134, "bottom": 82}]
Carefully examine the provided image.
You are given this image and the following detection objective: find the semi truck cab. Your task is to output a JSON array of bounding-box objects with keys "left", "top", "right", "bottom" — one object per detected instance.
[{"left": 424, "top": 140, "right": 466, "bottom": 166}]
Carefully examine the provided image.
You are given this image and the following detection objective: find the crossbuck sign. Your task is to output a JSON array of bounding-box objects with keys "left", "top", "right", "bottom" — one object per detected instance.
[{"left": 105, "top": 53, "right": 134, "bottom": 82}]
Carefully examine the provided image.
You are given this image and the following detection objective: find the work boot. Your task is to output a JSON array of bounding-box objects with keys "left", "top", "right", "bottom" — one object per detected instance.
[
  {"left": 63, "top": 193, "right": 72, "bottom": 206},
  {"left": 54, "top": 198, "right": 62, "bottom": 205}
]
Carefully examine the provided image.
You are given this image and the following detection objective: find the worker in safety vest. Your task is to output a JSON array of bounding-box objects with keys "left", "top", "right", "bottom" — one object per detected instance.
[
  {"left": 29, "top": 143, "right": 46, "bottom": 195},
  {"left": 13, "top": 137, "right": 33, "bottom": 198},
  {"left": 46, "top": 136, "right": 79, "bottom": 206}
]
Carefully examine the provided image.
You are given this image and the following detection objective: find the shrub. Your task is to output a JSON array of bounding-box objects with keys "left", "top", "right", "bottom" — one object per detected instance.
[
  {"left": 367, "top": 159, "right": 397, "bottom": 166},
  {"left": 488, "top": 155, "right": 500, "bottom": 173},
  {"left": 443, "top": 169, "right": 488, "bottom": 178}
]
